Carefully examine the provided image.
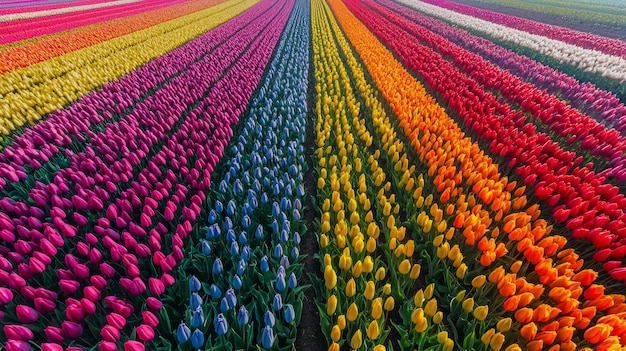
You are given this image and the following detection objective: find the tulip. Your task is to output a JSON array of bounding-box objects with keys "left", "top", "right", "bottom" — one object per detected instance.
[
  {"left": 276, "top": 273, "right": 286, "bottom": 292},
  {"left": 213, "top": 258, "right": 223, "bottom": 275},
  {"left": 264, "top": 311, "right": 276, "bottom": 327},
  {"left": 101, "top": 325, "right": 120, "bottom": 342},
  {"left": 238, "top": 306, "right": 249, "bottom": 326},
  {"left": 210, "top": 284, "right": 222, "bottom": 299},
  {"left": 191, "top": 308, "right": 205, "bottom": 328},
  {"left": 284, "top": 304, "right": 295, "bottom": 323},
  {"left": 15, "top": 305, "right": 38, "bottom": 324},
  {"left": 288, "top": 272, "right": 297, "bottom": 289},
  {"left": 364, "top": 281, "right": 375, "bottom": 300},
  {"left": 214, "top": 313, "right": 229, "bottom": 336},
  {"left": 261, "top": 325, "right": 274, "bottom": 349},
  {"left": 0, "top": 287, "right": 14, "bottom": 305},
  {"left": 351, "top": 329, "right": 363, "bottom": 349},
  {"left": 368, "top": 320, "right": 379, "bottom": 340},
  {"left": 347, "top": 302, "right": 359, "bottom": 322},
  {"left": 176, "top": 322, "right": 191, "bottom": 343},
  {"left": 142, "top": 311, "right": 159, "bottom": 327},
  {"left": 4, "top": 325, "right": 34, "bottom": 341},
  {"left": 41, "top": 344, "right": 64, "bottom": 351},
  {"left": 5, "top": 340, "right": 30, "bottom": 351},
  {"left": 146, "top": 297, "right": 163, "bottom": 311},
  {"left": 273, "top": 294, "right": 283, "bottom": 311},
  {"left": 124, "top": 341, "right": 145, "bottom": 351},
  {"left": 62, "top": 321, "right": 83, "bottom": 339},
  {"left": 190, "top": 292, "right": 203, "bottom": 310},
  {"left": 260, "top": 256, "right": 270, "bottom": 272},
  {"left": 191, "top": 329, "right": 204, "bottom": 348}
]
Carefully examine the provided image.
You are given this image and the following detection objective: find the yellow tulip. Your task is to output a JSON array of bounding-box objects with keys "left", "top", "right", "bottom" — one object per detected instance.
[
  {"left": 411, "top": 308, "right": 424, "bottom": 324},
  {"left": 384, "top": 296, "right": 395, "bottom": 311},
  {"left": 504, "top": 344, "right": 522, "bottom": 351},
  {"left": 346, "top": 278, "right": 356, "bottom": 297},
  {"left": 447, "top": 244, "right": 460, "bottom": 261},
  {"left": 320, "top": 234, "right": 329, "bottom": 247},
  {"left": 462, "top": 298, "right": 474, "bottom": 312},
  {"left": 414, "top": 290, "right": 424, "bottom": 307},
  {"left": 353, "top": 237, "right": 364, "bottom": 254},
  {"left": 365, "top": 281, "right": 375, "bottom": 300},
  {"left": 362, "top": 256, "right": 374, "bottom": 273},
  {"left": 337, "top": 315, "right": 346, "bottom": 330},
  {"left": 366, "top": 237, "right": 376, "bottom": 253},
  {"left": 433, "top": 311, "right": 443, "bottom": 324},
  {"left": 328, "top": 342, "right": 339, "bottom": 351},
  {"left": 398, "top": 259, "right": 411, "bottom": 275},
  {"left": 365, "top": 211, "right": 373, "bottom": 223},
  {"left": 389, "top": 238, "right": 397, "bottom": 250},
  {"left": 404, "top": 240, "right": 415, "bottom": 257},
  {"left": 337, "top": 234, "right": 346, "bottom": 249},
  {"left": 474, "top": 305, "right": 488, "bottom": 321},
  {"left": 496, "top": 318, "right": 512, "bottom": 332},
  {"left": 472, "top": 275, "right": 486, "bottom": 289},
  {"left": 348, "top": 198, "right": 357, "bottom": 212},
  {"left": 350, "top": 212, "right": 360, "bottom": 225},
  {"left": 352, "top": 260, "right": 363, "bottom": 278},
  {"left": 367, "top": 222, "right": 379, "bottom": 238},
  {"left": 437, "top": 242, "right": 450, "bottom": 259},
  {"left": 456, "top": 263, "right": 467, "bottom": 279},
  {"left": 414, "top": 315, "right": 427, "bottom": 333},
  {"left": 382, "top": 283, "right": 391, "bottom": 296},
  {"left": 511, "top": 260, "right": 522, "bottom": 273},
  {"left": 375, "top": 267, "right": 386, "bottom": 281},
  {"left": 367, "top": 320, "right": 379, "bottom": 340},
  {"left": 318, "top": 177, "right": 325, "bottom": 189},
  {"left": 437, "top": 331, "right": 448, "bottom": 344},
  {"left": 433, "top": 234, "right": 444, "bottom": 247},
  {"left": 330, "top": 325, "right": 341, "bottom": 342},
  {"left": 325, "top": 266, "right": 337, "bottom": 290},
  {"left": 424, "top": 299, "right": 437, "bottom": 316},
  {"left": 322, "top": 199, "right": 331, "bottom": 211},
  {"left": 410, "top": 264, "right": 421, "bottom": 280},
  {"left": 373, "top": 345, "right": 386, "bottom": 351},
  {"left": 372, "top": 298, "right": 383, "bottom": 319},
  {"left": 347, "top": 302, "right": 359, "bottom": 322},
  {"left": 350, "top": 330, "right": 362, "bottom": 349},
  {"left": 327, "top": 294, "right": 338, "bottom": 315},
  {"left": 443, "top": 339, "right": 454, "bottom": 351},
  {"left": 324, "top": 254, "right": 332, "bottom": 267},
  {"left": 490, "top": 332, "right": 505, "bottom": 351},
  {"left": 424, "top": 284, "right": 434, "bottom": 299},
  {"left": 455, "top": 290, "right": 466, "bottom": 302},
  {"left": 481, "top": 328, "right": 495, "bottom": 345}
]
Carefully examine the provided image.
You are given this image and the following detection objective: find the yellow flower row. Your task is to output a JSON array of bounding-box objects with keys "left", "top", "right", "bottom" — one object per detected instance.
[
  {"left": 0, "top": 0, "right": 256, "bottom": 140},
  {"left": 312, "top": 1, "right": 430, "bottom": 349},
  {"left": 326, "top": 0, "right": 626, "bottom": 349}
]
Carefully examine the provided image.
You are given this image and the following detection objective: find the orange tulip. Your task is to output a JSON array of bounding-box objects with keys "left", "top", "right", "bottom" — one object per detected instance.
[
  {"left": 520, "top": 323, "right": 537, "bottom": 340},
  {"left": 515, "top": 308, "right": 534, "bottom": 323},
  {"left": 584, "top": 324, "right": 613, "bottom": 344},
  {"left": 526, "top": 340, "right": 543, "bottom": 351},
  {"left": 503, "top": 296, "right": 520, "bottom": 312}
]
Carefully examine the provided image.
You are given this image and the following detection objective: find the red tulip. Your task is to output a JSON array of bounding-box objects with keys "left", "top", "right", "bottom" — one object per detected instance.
[
  {"left": 4, "top": 325, "right": 34, "bottom": 340},
  {"left": 609, "top": 267, "right": 626, "bottom": 281}
]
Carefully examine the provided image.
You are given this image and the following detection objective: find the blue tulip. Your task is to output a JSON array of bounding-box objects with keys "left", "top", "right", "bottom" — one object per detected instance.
[
  {"left": 227, "top": 200, "right": 236, "bottom": 216},
  {"left": 294, "top": 198, "right": 302, "bottom": 210},
  {"left": 272, "top": 202, "right": 281, "bottom": 217},
  {"left": 280, "top": 229, "right": 289, "bottom": 243},
  {"left": 272, "top": 294, "right": 283, "bottom": 311},
  {"left": 189, "top": 276, "right": 201, "bottom": 292},
  {"left": 236, "top": 260, "right": 246, "bottom": 276},
  {"left": 213, "top": 258, "right": 223, "bottom": 275},
  {"left": 201, "top": 240, "right": 212, "bottom": 255},
  {"left": 289, "top": 165, "right": 298, "bottom": 176},
  {"left": 190, "top": 329, "right": 204, "bottom": 348},
  {"left": 293, "top": 209, "right": 301, "bottom": 221},
  {"left": 239, "top": 232, "right": 248, "bottom": 245},
  {"left": 210, "top": 284, "right": 222, "bottom": 299},
  {"left": 243, "top": 172, "right": 251, "bottom": 185},
  {"left": 190, "top": 292, "right": 202, "bottom": 310},
  {"left": 253, "top": 179, "right": 261, "bottom": 193},
  {"left": 191, "top": 308, "right": 205, "bottom": 328},
  {"left": 225, "top": 288, "right": 237, "bottom": 308},
  {"left": 282, "top": 220, "right": 291, "bottom": 233},
  {"left": 206, "top": 224, "right": 220, "bottom": 239},
  {"left": 234, "top": 180, "right": 243, "bottom": 194},
  {"left": 275, "top": 273, "right": 286, "bottom": 292},
  {"left": 250, "top": 196, "right": 259, "bottom": 209},
  {"left": 255, "top": 225, "right": 264, "bottom": 239},
  {"left": 241, "top": 246, "right": 251, "bottom": 262},
  {"left": 223, "top": 217, "right": 233, "bottom": 231},
  {"left": 291, "top": 247, "right": 299, "bottom": 260},
  {"left": 242, "top": 202, "right": 252, "bottom": 216},
  {"left": 261, "top": 326, "right": 274, "bottom": 349},
  {"left": 214, "top": 313, "right": 229, "bottom": 336},
  {"left": 293, "top": 232, "right": 301, "bottom": 246},
  {"left": 288, "top": 273, "right": 297, "bottom": 289},
  {"left": 230, "top": 241, "right": 240, "bottom": 256},
  {"left": 237, "top": 306, "right": 249, "bottom": 326},
  {"left": 277, "top": 265, "right": 285, "bottom": 278},
  {"left": 241, "top": 215, "right": 251, "bottom": 229},
  {"left": 285, "top": 304, "right": 296, "bottom": 323},
  {"left": 176, "top": 322, "right": 191, "bottom": 343},
  {"left": 220, "top": 297, "right": 230, "bottom": 313},
  {"left": 271, "top": 220, "right": 279, "bottom": 234},
  {"left": 273, "top": 183, "right": 281, "bottom": 195},
  {"left": 264, "top": 311, "right": 275, "bottom": 327},
  {"left": 229, "top": 167, "right": 237, "bottom": 178},
  {"left": 215, "top": 200, "right": 224, "bottom": 214},
  {"left": 285, "top": 185, "right": 293, "bottom": 197},
  {"left": 226, "top": 229, "right": 237, "bottom": 243},
  {"left": 261, "top": 193, "right": 269, "bottom": 204},
  {"left": 297, "top": 184, "right": 305, "bottom": 197},
  {"left": 233, "top": 275, "right": 243, "bottom": 290},
  {"left": 273, "top": 244, "right": 283, "bottom": 259},
  {"left": 208, "top": 210, "right": 218, "bottom": 225},
  {"left": 280, "top": 255, "right": 290, "bottom": 270},
  {"left": 219, "top": 180, "right": 228, "bottom": 194},
  {"left": 280, "top": 198, "right": 288, "bottom": 211},
  {"left": 260, "top": 256, "right": 269, "bottom": 273}
]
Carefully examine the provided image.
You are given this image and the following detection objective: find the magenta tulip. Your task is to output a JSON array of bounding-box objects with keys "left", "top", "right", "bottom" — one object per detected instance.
[
  {"left": 34, "top": 297, "right": 56, "bottom": 314},
  {"left": 5, "top": 340, "right": 31, "bottom": 351},
  {"left": 59, "top": 279, "right": 80, "bottom": 295},
  {"left": 99, "top": 341, "right": 118, "bottom": 351},
  {"left": 101, "top": 325, "right": 120, "bottom": 342},
  {"left": 66, "top": 304, "right": 85, "bottom": 323},
  {"left": 41, "top": 343, "right": 64, "bottom": 351},
  {"left": 161, "top": 273, "right": 175, "bottom": 288},
  {"left": 81, "top": 298, "right": 97, "bottom": 315},
  {"left": 0, "top": 287, "right": 14, "bottom": 305},
  {"left": 4, "top": 325, "right": 34, "bottom": 340},
  {"left": 146, "top": 297, "right": 163, "bottom": 311},
  {"left": 142, "top": 311, "right": 159, "bottom": 327},
  {"left": 148, "top": 277, "right": 165, "bottom": 296},
  {"left": 106, "top": 312, "right": 127, "bottom": 330},
  {"left": 16, "top": 305, "right": 38, "bottom": 324},
  {"left": 44, "top": 326, "right": 64, "bottom": 343},
  {"left": 136, "top": 324, "right": 155, "bottom": 342}
]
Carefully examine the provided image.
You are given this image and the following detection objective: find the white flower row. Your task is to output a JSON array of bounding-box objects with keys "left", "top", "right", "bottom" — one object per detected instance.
[
  {"left": 399, "top": 0, "right": 626, "bottom": 82},
  {"left": 0, "top": 0, "right": 140, "bottom": 22}
]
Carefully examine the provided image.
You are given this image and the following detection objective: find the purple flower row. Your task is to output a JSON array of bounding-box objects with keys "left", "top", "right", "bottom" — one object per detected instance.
[{"left": 0, "top": 0, "right": 290, "bottom": 348}]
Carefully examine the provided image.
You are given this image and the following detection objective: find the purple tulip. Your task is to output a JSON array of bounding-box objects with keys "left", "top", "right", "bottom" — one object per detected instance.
[
  {"left": 34, "top": 297, "right": 56, "bottom": 314},
  {"left": 5, "top": 340, "right": 31, "bottom": 351}
]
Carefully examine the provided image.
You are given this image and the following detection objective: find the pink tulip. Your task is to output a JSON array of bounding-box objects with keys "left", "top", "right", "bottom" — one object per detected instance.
[
  {"left": 8, "top": 272, "right": 26, "bottom": 290},
  {"left": 106, "top": 312, "right": 126, "bottom": 330},
  {"left": 64, "top": 254, "right": 79, "bottom": 269},
  {"left": 42, "top": 343, "right": 64, "bottom": 351},
  {"left": 142, "top": 311, "right": 159, "bottom": 327},
  {"left": 59, "top": 280, "right": 80, "bottom": 295},
  {"left": 100, "top": 325, "right": 120, "bottom": 342},
  {"left": 161, "top": 273, "right": 175, "bottom": 288},
  {"left": 135, "top": 244, "right": 151, "bottom": 258},
  {"left": 4, "top": 325, "right": 34, "bottom": 340},
  {"left": 66, "top": 304, "right": 85, "bottom": 323},
  {"left": 16, "top": 305, "right": 38, "bottom": 323},
  {"left": 0, "top": 287, "right": 14, "bottom": 305},
  {"left": 5, "top": 340, "right": 31, "bottom": 351},
  {"left": 136, "top": 324, "right": 155, "bottom": 342},
  {"left": 61, "top": 321, "right": 83, "bottom": 339},
  {"left": 99, "top": 341, "right": 118, "bottom": 351},
  {"left": 18, "top": 263, "right": 34, "bottom": 279},
  {"left": 148, "top": 277, "right": 165, "bottom": 296},
  {"left": 81, "top": 298, "right": 97, "bottom": 315},
  {"left": 0, "top": 256, "right": 13, "bottom": 270},
  {"left": 74, "top": 264, "right": 90, "bottom": 280},
  {"left": 124, "top": 341, "right": 145, "bottom": 351},
  {"left": 146, "top": 297, "right": 163, "bottom": 311},
  {"left": 44, "top": 326, "right": 64, "bottom": 343},
  {"left": 100, "top": 262, "right": 116, "bottom": 278},
  {"left": 77, "top": 242, "right": 90, "bottom": 257},
  {"left": 34, "top": 297, "right": 57, "bottom": 314},
  {"left": 33, "top": 251, "right": 52, "bottom": 265},
  {"left": 29, "top": 256, "right": 47, "bottom": 274}
]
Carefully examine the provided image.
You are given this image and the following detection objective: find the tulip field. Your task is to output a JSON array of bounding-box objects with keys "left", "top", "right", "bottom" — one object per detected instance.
[{"left": 2, "top": 0, "right": 626, "bottom": 350}]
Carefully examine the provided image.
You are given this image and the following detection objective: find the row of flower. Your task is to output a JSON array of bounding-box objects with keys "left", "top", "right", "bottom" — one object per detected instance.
[
  {"left": 328, "top": 0, "right": 626, "bottom": 349},
  {"left": 420, "top": 0, "right": 626, "bottom": 59},
  {"left": 0, "top": 0, "right": 140, "bottom": 22},
  {"left": 0, "top": 0, "right": 191, "bottom": 53},
  {"left": 350, "top": 0, "right": 626, "bottom": 277},
  {"left": 0, "top": 0, "right": 251, "bottom": 143},
  {"left": 0, "top": 0, "right": 108, "bottom": 12},
  {"left": 376, "top": 0, "right": 626, "bottom": 136},
  {"left": 367, "top": 0, "right": 626, "bottom": 180},
  {"left": 404, "top": 0, "right": 626, "bottom": 103},
  {"left": 398, "top": 0, "right": 626, "bottom": 84},
  {"left": 159, "top": 1, "right": 309, "bottom": 349},
  {"left": 0, "top": 0, "right": 290, "bottom": 348}
]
